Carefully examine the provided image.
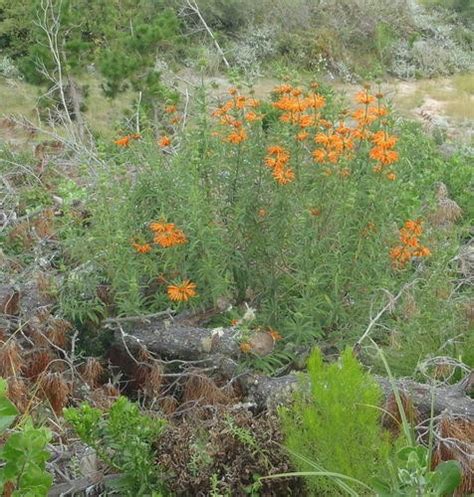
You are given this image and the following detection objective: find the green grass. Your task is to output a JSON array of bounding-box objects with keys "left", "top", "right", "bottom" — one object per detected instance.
[{"left": 0, "top": 74, "right": 134, "bottom": 140}]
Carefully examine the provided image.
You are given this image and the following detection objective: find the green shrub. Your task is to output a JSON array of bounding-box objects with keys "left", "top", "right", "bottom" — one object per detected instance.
[
  {"left": 0, "top": 379, "right": 53, "bottom": 496},
  {"left": 279, "top": 348, "right": 391, "bottom": 496},
  {"left": 64, "top": 396, "right": 167, "bottom": 496},
  {"left": 58, "top": 82, "right": 471, "bottom": 371}
]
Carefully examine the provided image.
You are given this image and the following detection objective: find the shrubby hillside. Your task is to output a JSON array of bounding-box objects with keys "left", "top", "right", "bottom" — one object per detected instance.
[{"left": 0, "top": 1, "right": 472, "bottom": 496}]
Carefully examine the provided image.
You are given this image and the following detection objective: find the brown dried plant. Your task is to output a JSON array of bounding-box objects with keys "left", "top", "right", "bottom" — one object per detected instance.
[
  {"left": 159, "top": 396, "right": 178, "bottom": 415},
  {"left": 90, "top": 382, "right": 120, "bottom": 409},
  {"left": 432, "top": 416, "right": 473, "bottom": 496},
  {"left": 182, "top": 374, "right": 232, "bottom": 406},
  {"left": 32, "top": 208, "right": 55, "bottom": 239},
  {"left": 1, "top": 289, "right": 20, "bottom": 316},
  {"left": 47, "top": 318, "right": 71, "bottom": 348},
  {"left": 23, "top": 350, "right": 53, "bottom": 380},
  {"left": 429, "top": 182, "right": 463, "bottom": 228},
  {"left": 382, "top": 391, "right": 419, "bottom": 436},
  {"left": 36, "top": 272, "right": 56, "bottom": 297},
  {"left": 82, "top": 357, "right": 104, "bottom": 388},
  {"left": 40, "top": 372, "right": 70, "bottom": 414},
  {"left": 0, "top": 340, "right": 23, "bottom": 377},
  {"left": 143, "top": 363, "right": 163, "bottom": 398},
  {"left": 7, "top": 377, "right": 29, "bottom": 413}
]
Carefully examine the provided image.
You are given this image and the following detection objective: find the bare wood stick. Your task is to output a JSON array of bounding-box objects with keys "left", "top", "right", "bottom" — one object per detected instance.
[{"left": 185, "top": 0, "right": 230, "bottom": 69}]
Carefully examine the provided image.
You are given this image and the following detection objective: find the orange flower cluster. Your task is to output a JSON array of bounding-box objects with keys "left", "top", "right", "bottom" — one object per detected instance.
[
  {"left": 264, "top": 146, "right": 295, "bottom": 185},
  {"left": 114, "top": 133, "right": 141, "bottom": 148},
  {"left": 227, "top": 128, "right": 247, "bottom": 144},
  {"left": 132, "top": 242, "right": 152, "bottom": 254},
  {"left": 390, "top": 220, "right": 431, "bottom": 268},
  {"left": 272, "top": 84, "right": 325, "bottom": 125},
  {"left": 267, "top": 327, "right": 282, "bottom": 341},
  {"left": 167, "top": 280, "right": 197, "bottom": 302},
  {"left": 165, "top": 104, "right": 177, "bottom": 114},
  {"left": 312, "top": 124, "right": 354, "bottom": 165},
  {"left": 158, "top": 136, "right": 171, "bottom": 148},
  {"left": 131, "top": 221, "right": 196, "bottom": 302},
  {"left": 370, "top": 130, "right": 399, "bottom": 177},
  {"left": 131, "top": 221, "right": 188, "bottom": 253},
  {"left": 150, "top": 221, "right": 187, "bottom": 248},
  {"left": 211, "top": 88, "right": 261, "bottom": 145},
  {"left": 267, "top": 83, "right": 396, "bottom": 180},
  {"left": 352, "top": 106, "right": 388, "bottom": 127}
]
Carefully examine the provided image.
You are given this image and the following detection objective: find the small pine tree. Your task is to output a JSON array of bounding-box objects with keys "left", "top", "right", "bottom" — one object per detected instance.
[{"left": 280, "top": 348, "right": 391, "bottom": 496}]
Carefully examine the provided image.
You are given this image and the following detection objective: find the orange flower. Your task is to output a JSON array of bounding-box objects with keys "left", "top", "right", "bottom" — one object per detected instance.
[
  {"left": 369, "top": 105, "right": 389, "bottom": 117},
  {"left": 132, "top": 242, "right": 152, "bottom": 254},
  {"left": 268, "top": 327, "right": 283, "bottom": 341},
  {"left": 245, "top": 111, "right": 259, "bottom": 122},
  {"left": 273, "top": 84, "right": 293, "bottom": 94},
  {"left": 327, "top": 150, "right": 340, "bottom": 164},
  {"left": 413, "top": 246, "right": 431, "bottom": 257},
  {"left": 230, "top": 319, "right": 239, "bottom": 326},
  {"left": 312, "top": 148, "right": 327, "bottom": 163},
  {"left": 386, "top": 172, "right": 396, "bottom": 181},
  {"left": 246, "top": 98, "right": 261, "bottom": 108},
  {"left": 309, "top": 208, "right": 321, "bottom": 217},
  {"left": 265, "top": 146, "right": 290, "bottom": 172},
  {"left": 267, "top": 145, "right": 287, "bottom": 156},
  {"left": 228, "top": 87, "right": 238, "bottom": 96},
  {"left": 167, "top": 280, "right": 197, "bottom": 302},
  {"left": 240, "top": 342, "right": 252, "bottom": 353},
  {"left": 355, "top": 90, "right": 375, "bottom": 105},
  {"left": 235, "top": 95, "right": 246, "bottom": 109},
  {"left": 370, "top": 146, "right": 399, "bottom": 165},
  {"left": 115, "top": 136, "right": 131, "bottom": 147},
  {"left": 159, "top": 136, "right": 171, "bottom": 148},
  {"left": 315, "top": 133, "right": 329, "bottom": 145},
  {"left": 154, "top": 229, "right": 187, "bottom": 248},
  {"left": 165, "top": 105, "right": 177, "bottom": 114},
  {"left": 258, "top": 208, "right": 267, "bottom": 218},
  {"left": 404, "top": 220, "right": 423, "bottom": 235},
  {"left": 150, "top": 221, "right": 170, "bottom": 232},
  {"left": 296, "top": 131, "right": 309, "bottom": 141},
  {"left": 227, "top": 128, "right": 247, "bottom": 144},
  {"left": 273, "top": 167, "right": 295, "bottom": 185},
  {"left": 299, "top": 114, "right": 315, "bottom": 128},
  {"left": 390, "top": 220, "right": 430, "bottom": 268},
  {"left": 305, "top": 93, "right": 326, "bottom": 109},
  {"left": 352, "top": 108, "right": 378, "bottom": 126},
  {"left": 150, "top": 222, "right": 187, "bottom": 248},
  {"left": 371, "top": 131, "right": 398, "bottom": 149}
]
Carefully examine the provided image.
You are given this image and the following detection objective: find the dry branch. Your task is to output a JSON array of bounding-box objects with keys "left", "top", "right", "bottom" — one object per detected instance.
[
  {"left": 242, "top": 373, "right": 474, "bottom": 418},
  {"left": 109, "top": 316, "right": 474, "bottom": 419}
]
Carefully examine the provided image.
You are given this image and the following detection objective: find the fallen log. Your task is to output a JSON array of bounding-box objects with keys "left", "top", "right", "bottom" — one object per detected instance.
[
  {"left": 110, "top": 317, "right": 241, "bottom": 362},
  {"left": 243, "top": 373, "right": 474, "bottom": 419},
  {"left": 109, "top": 316, "right": 474, "bottom": 419}
]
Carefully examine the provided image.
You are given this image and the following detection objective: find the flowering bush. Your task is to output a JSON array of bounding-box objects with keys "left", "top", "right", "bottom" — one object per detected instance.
[{"left": 61, "top": 80, "right": 470, "bottom": 365}]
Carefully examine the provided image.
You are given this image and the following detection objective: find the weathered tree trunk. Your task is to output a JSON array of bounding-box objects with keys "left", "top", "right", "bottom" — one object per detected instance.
[
  {"left": 243, "top": 372, "right": 474, "bottom": 418},
  {"left": 65, "top": 77, "right": 85, "bottom": 139},
  {"left": 108, "top": 316, "right": 474, "bottom": 418}
]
